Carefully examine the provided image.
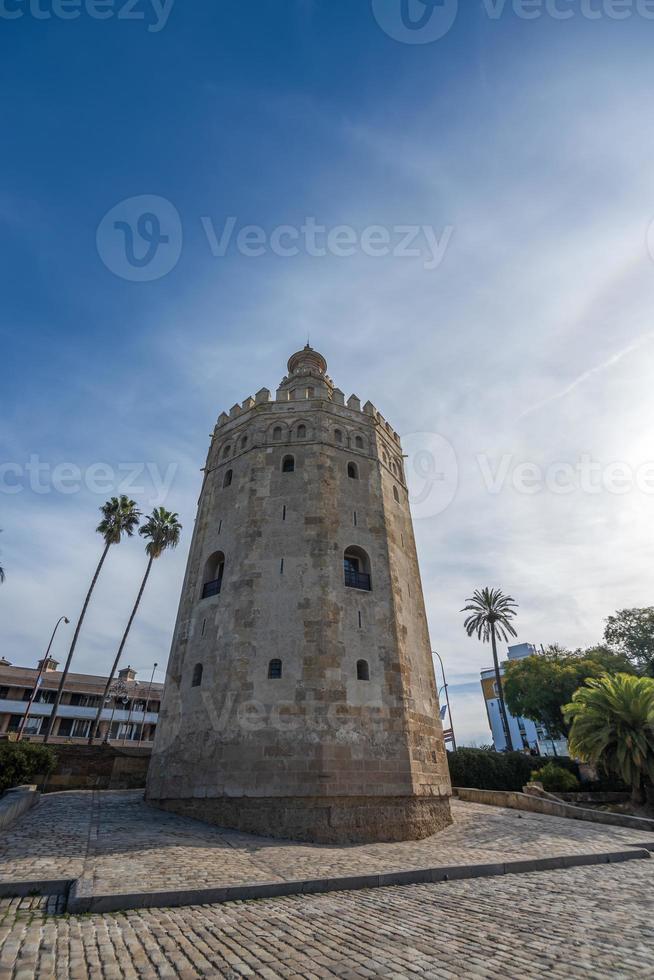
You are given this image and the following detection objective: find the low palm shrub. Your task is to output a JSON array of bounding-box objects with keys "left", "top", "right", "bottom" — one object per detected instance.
[{"left": 564, "top": 673, "right": 654, "bottom": 804}]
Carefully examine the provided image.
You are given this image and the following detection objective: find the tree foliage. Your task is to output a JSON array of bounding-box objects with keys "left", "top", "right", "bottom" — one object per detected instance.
[
  {"left": 564, "top": 673, "right": 654, "bottom": 804},
  {"left": 503, "top": 645, "right": 633, "bottom": 738},
  {"left": 0, "top": 742, "right": 56, "bottom": 793},
  {"left": 604, "top": 608, "right": 654, "bottom": 677}
]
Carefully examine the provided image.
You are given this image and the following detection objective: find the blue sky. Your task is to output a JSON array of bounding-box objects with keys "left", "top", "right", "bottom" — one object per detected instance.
[{"left": 2, "top": 1, "right": 654, "bottom": 743}]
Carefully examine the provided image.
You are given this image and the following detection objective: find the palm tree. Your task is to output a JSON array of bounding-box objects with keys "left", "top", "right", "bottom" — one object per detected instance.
[
  {"left": 564, "top": 673, "right": 654, "bottom": 805},
  {"left": 43, "top": 496, "right": 141, "bottom": 743},
  {"left": 89, "top": 507, "right": 182, "bottom": 743},
  {"left": 462, "top": 587, "right": 518, "bottom": 752}
]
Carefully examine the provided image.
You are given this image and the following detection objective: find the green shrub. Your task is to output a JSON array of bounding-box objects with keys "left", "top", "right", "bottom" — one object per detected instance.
[
  {"left": 447, "top": 748, "right": 536, "bottom": 791},
  {"left": 0, "top": 742, "right": 56, "bottom": 794},
  {"left": 531, "top": 761, "right": 580, "bottom": 793}
]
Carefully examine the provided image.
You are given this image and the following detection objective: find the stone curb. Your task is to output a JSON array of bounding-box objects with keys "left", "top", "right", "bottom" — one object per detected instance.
[
  {"left": 0, "top": 786, "right": 40, "bottom": 832},
  {"left": 0, "top": 879, "right": 72, "bottom": 898},
  {"left": 65, "top": 847, "right": 651, "bottom": 914}
]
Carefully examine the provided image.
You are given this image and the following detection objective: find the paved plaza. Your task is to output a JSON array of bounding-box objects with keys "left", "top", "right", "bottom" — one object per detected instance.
[
  {"left": 1, "top": 859, "right": 654, "bottom": 978},
  {"left": 1, "top": 791, "right": 654, "bottom": 910}
]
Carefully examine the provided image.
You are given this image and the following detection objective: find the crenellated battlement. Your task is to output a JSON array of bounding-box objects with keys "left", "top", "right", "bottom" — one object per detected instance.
[{"left": 212, "top": 347, "right": 401, "bottom": 447}]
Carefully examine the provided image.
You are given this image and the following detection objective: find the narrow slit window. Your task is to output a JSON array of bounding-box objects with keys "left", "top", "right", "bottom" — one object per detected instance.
[
  {"left": 358, "top": 610, "right": 362, "bottom": 629},
  {"left": 192, "top": 663, "right": 203, "bottom": 687},
  {"left": 353, "top": 511, "right": 357, "bottom": 526},
  {"left": 280, "top": 558, "right": 284, "bottom": 574},
  {"left": 223, "top": 469, "right": 233, "bottom": 488},
  {"left": 282, "top": 505, "right": 286, "bottom": 521}
]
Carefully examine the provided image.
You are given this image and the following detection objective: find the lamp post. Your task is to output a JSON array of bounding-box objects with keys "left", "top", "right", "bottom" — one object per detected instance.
[
  {"left": 17, "top": 615, "right": 69, "bottom": 742},
  {"left": 138, "top": 662, "right": 158, "bottom": 745},
  {"left": 103, "top": 679, "right": 129, "bottom": 743},
  {"left": 433, "top": 649, "right": 456, "bottom": 751}
]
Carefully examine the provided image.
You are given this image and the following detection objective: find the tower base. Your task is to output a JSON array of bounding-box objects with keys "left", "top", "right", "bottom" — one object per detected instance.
[{"left": 146, "top": 794, "right": 452, "bottom": 844}]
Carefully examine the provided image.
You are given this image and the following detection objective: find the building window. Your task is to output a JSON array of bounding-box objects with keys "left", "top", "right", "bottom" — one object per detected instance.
[
  {"left": 297, "top": 424, "right": 307, "bottom": 440},
  {"left": 268, "top": 659, "right": 282, "bottom": 679},
  {"left": 192, "top": 663, "right": 203, "bottom": 687},
  {"left": 393, "top": 485, "right": 400, "bottom": 502},
  {"left": 240, "top": 435, "right": 248, "bottom": 449},
  {"left": 305, "top": 388, "right": 314, "bottom": 399},
  {"left": 344, "top": 547, "right": 371, "bottom": 591},
  {"left": 272, "top": 426, "right": 282, "bottom": 442},
  {"left": 334, "top": 429, "right": 343, "bottom": 444},
  {"left": 357, "top": 660, "right": 370, "bottom": 681},
  {"left": 223, "top": 469, "right": 233, "bottom": 488},
  {"left": 355, "top": 436, "right": 363, "bottom": 449},
  {"left": 347, "top": 462, "right": 359, "bottom": 479},
  {"left": 202, "top": 551, "right": 225, "bottom": 599},
  {"left": 282, "top": 455, "right": 295, "bottom": 473},
  {"left": 222, "top": 444, "right": 231, "bottom": 458}
]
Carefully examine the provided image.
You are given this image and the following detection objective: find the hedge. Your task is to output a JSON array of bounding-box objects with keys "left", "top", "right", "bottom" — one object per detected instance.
[
  {"left": 0, "top": 742, "right": 56, "bottom": 794},
  {"left": 447, "top": 747, "right": 538, "bottom": 791}
]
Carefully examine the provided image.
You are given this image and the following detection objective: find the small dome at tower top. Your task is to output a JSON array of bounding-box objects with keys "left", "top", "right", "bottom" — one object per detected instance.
[{"left": 287, "top": 344, "right": 327, "bottom": 377}]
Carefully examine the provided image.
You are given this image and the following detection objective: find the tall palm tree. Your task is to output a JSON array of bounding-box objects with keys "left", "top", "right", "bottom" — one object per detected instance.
[
  {"left": 89, "top": 507, "right": 182, "bottom": 743},
  {"left": 462, "top": 587, "right": 518, "bottom": 752},
  {"left": 564, "top": 673, "right": 654, "bottom": 805},
  {"left": 43, "top": 496, "right": 141, "bottom": 743}
]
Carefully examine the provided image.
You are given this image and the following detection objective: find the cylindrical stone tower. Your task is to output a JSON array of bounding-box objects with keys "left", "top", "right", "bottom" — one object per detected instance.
[{"left": 146, "top": 346, "right": 452, "bottom": 843}]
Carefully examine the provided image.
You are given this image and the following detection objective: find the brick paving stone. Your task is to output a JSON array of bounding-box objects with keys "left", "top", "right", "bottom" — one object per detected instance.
[{"left": 2, "top": 790, "right": 654, "bottom": 902}]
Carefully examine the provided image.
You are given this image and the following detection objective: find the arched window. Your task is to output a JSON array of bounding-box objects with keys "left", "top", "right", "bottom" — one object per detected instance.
[
  {"left": 202, "top": 551, "right": 225, "bottom": 599},
  {"left": 334, "top": 429, "right": 343, "bottom": 444},
  {"left": 393, "top": 485, "right": 400, "bottom": 502},
  {"left": 347, "top": 462, "right": 359, "bottom": 480},
  {"left": 355, "top": 436, "right": 364, "bottom": 449},
  {"left": 297, "top": 424, "right": 307, "bottom": 440},
  {"left": 240, "top": 435, "right": 248, "bottom": 449},
  {"left": 305, "top": 387, "right": 314, "bottom": 399},
  {"left": 282, "top": 455, "right": 295, "bottom": 473},
  {"left": 192, "top": 663, "right": 203, "bottom": 687},
  {"left": 222, "top": 444, "right": 231, "bottom": 458},
  {"left": 272, "top": 426, "right": 282, "bottom": 442},
  {"left": 391, "top": 461, "right": 398, "bottom": 476},
  {"left": 356, "top": 660, "right": 370, "bottom": 681},
  {"left": 383, "top": 451, "right": 389, "bottom": 464},
  {"left": 344, "top": 546, "right": 371, "bottom": 591},
  {"left": 268, "top": 659, "right": 282, "bottom": 679},
  {"left": 223, "top": 469, "right": 233, "bottom": 488}
]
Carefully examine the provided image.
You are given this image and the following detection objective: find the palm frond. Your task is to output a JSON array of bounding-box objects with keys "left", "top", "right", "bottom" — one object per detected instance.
[{"left": 139, "top": 506, "right": 182, "bottom": 559}]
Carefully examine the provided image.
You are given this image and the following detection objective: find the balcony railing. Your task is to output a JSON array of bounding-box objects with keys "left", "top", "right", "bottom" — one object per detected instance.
[
  {"left": 344, "top": 569, "right": 371, "bottom": 591},
  {"left": 201, "top": 578, "right": 222, "bottom": 599}
]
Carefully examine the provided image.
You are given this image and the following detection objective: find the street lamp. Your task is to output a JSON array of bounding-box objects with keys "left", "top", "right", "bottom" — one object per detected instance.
[
  {"left": 17, "top": 615, "right": 70, "bottom": 742},
  {"left": 433, "top": 649, "right": 457, "bottom": 751}
]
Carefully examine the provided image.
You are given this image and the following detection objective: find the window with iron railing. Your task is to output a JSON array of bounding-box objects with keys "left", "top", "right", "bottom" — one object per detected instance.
[{"left": 202, "top": 577, "right": 222, "bottom": 599}]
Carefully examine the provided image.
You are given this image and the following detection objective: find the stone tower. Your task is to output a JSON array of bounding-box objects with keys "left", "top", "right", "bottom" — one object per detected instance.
[{"left": 146, "top": 346, "right": 451, "bottom": 843}]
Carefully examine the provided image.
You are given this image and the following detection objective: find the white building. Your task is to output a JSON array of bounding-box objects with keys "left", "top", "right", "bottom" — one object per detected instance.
[{"left": 480, "top": 643, "right": 569, "bottom": 756}]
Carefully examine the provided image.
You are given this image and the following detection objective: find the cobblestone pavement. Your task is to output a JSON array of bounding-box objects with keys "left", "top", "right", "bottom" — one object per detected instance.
[
  {"left": 2, "top": 791, "right": 654, "bottom": 899},
  {"left": 1, "top": 860, "right": 653, "bottom": 977}
]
